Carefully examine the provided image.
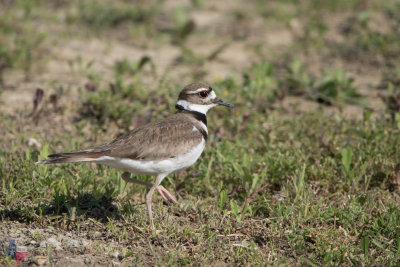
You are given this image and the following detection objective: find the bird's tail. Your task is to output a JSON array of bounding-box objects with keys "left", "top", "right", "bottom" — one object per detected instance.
[{"left": 35, "top": 151, "right": 99, "bottom": 165}]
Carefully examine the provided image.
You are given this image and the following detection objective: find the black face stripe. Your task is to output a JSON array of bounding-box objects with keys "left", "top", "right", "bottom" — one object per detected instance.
[
  {"left": 175, "top": 105, "right": 208, "bottom": 140},
  {"left": 176, "top": 104, "right": 184, "bottom": 110},
  {"left": 196, "top": 126, "right": 208, "bottom": 141},
  {"left": 176, "top": 108, "right": 207, "bottom": 126},
  {"left": 190, "top": 110, "right": 207, "bottom": 126}
]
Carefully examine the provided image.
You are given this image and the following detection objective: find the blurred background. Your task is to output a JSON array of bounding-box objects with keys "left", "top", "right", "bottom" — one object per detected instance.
[
  {"left": 1, "top": 0, "right": 399, "bottom": 128},
  {"left": 1, "top": 0, "right": 400, "bottom": 265}
]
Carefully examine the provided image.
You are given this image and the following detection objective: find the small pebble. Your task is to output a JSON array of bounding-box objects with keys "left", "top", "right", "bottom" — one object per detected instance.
[
  {"left": 33, "top": 256, "right": 48, "bottom": 266},
  {"left": 84, "top": 257, "right": 91, "bottom": 264},
  {"left": 111, "top": 251, "right": 119, "bottom": 259},
  {"left": 66, "top": 239, "right": 79, "bottom": 248},
  {"left": 26, "top": 138, "right": 42, "bottom": 150},
  {"left": 40, "top": 237, "right": 62, "bottom": 250},
  {"left": 80, "top": 239, "right": 89, "bottom": 247},
  {"left": 94, "top": 231, "right": 102, "bottom": 238}
]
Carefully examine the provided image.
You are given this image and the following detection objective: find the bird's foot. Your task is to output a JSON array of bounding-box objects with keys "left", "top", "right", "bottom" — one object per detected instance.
[{"left": 156, "top": 185, "right": 178, "bottom": 204}]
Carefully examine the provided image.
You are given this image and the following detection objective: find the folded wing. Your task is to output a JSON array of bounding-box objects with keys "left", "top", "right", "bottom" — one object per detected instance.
[{"left": 36, "top": 115, "right": 204, "bottom": 164}]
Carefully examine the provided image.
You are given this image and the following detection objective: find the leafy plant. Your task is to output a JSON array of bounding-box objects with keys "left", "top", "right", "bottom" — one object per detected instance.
[
  {"left": 243, "top": 62, "right": 280, "bottom": 106},
  {"left": 113, "top": 56, "right": 156, "bottom": 76},
  {"left": 67, "top": 1, "right": 157, "bottom": 31}
]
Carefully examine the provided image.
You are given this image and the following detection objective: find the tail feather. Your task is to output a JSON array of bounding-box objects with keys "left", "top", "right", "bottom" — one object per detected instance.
[{"left": 35, "top": 151, "right": 99, "bottom": 165}]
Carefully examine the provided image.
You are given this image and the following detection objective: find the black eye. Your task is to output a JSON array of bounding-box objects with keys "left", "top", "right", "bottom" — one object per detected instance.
[{"left": 198, "top": 91, "right": 208, "bottom": 98}]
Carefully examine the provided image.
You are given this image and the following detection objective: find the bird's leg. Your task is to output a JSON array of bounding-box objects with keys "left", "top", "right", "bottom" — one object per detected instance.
[
  {"left": 121, "top": 172, "right": 152, "bottom": 187},
  {"left": 122, "top": 172, "right": 177, "bottom": 203},
  {"left": 146, "top": 174, "right": 167, "bottom": 229}
]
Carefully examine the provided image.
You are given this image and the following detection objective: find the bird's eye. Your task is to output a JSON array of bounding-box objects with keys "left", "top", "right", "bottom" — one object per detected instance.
[{"left": 198, "top": 91, "right": 208, "bottom": 98}]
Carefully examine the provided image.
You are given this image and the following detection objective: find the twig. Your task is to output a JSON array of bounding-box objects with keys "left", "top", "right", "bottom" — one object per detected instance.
[{"left": 245, "top": 183, "right": 269, "bottom": 204}]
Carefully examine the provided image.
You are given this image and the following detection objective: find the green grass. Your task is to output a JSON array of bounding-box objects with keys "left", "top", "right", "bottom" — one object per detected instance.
[
  {"left": 66, "top": 1, "right": 158, "bottom": 31},
  {"left": 1, "top": 0, "right": 400, "bottom": 266},
  {"left": 2, "top": 94, "right": 400, "bottom": 265}
]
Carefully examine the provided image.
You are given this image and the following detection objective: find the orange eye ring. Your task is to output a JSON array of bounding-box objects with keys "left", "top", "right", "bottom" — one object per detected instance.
[{"left": 198, "top": 91, "right": 208, "bottom": 98}]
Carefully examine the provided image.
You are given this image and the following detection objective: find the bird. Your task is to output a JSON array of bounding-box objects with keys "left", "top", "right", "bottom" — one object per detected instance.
[{"left": 36, "top": 82, "right": 234, "bottom": 228}]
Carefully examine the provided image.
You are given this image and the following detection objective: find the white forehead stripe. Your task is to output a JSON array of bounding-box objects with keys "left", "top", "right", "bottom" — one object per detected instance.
[
  {"left": 187, "top": 88, "right": 210, "bottom": 94},
  {"left": 194, "top": 88, "right": 209, "bottom": 93}
]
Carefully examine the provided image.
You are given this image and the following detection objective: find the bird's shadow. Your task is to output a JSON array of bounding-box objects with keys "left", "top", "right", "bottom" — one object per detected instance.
[{"left": 1, "top": 192, "right": 123, "bottom": 224}]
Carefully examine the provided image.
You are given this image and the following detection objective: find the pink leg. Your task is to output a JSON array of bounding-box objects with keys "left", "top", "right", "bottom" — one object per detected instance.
[
  {"left": 146, "top": 174, "right": 168, "bottom": 228},
  {"left": 122, "top": 172, "right": 177, "bottom": 203}
]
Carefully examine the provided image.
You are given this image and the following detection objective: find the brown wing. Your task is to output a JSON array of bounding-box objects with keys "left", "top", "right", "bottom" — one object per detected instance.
[
  {"left": 36, "top": 113, "right": 205, "bottom": 164},
  {"left": 98, "top": 115, "right": 204, "bottom": 160}
]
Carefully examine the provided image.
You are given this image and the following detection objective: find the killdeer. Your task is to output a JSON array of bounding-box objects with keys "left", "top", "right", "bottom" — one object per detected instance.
[{"left": 36, "top": 82, "right": 233, "bottom": 228}]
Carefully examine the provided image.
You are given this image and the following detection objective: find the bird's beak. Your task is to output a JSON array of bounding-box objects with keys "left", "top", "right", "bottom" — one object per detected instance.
[{"left": 214, "top": 98, "right": 234, "bottom": 107}]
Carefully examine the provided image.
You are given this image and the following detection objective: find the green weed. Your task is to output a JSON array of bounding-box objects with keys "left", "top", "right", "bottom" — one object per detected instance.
[{"left": 66, "top": 1, "right": 158, "bottom": 32}]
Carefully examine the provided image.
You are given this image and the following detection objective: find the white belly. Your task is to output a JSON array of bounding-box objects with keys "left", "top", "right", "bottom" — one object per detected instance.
[{"left": 96, "top": 139, "right": 206, "bottom": 175}]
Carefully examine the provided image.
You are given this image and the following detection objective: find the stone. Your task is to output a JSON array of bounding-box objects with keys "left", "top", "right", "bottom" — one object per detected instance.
[
  {"left": 40, "top": 237, "right": 62, "bottom": 250},
  {"left": 112, "top": 260, "right": 121, "bottom": 267}
]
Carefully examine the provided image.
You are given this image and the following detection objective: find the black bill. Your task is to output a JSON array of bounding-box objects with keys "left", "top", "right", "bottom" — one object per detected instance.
[{"left": 214, "top": 98, "right": 234, "bottom": 107}]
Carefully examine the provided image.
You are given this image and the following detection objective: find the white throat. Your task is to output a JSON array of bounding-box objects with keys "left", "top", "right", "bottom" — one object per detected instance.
[{"left": 176, "top": 99, "right": 217, "bottom": 114}]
